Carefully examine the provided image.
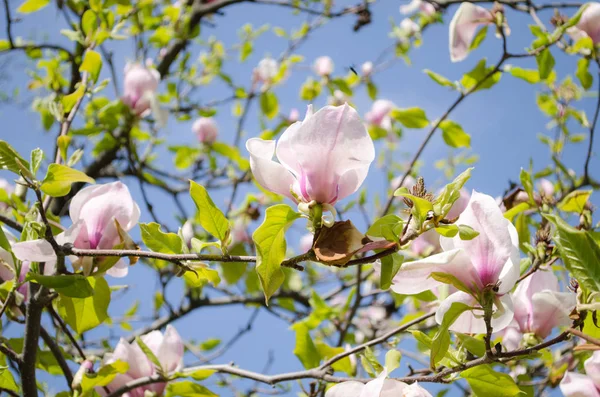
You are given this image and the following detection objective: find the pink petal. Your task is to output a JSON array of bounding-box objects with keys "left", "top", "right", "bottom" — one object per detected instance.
[
  {"left": 585, "top": 352, "right": 600, "bottom": 390},
  {"left": 560, "top": 372, "right": 600, "bottom": 397},
  {"left": 0, "top": 247, "right": 15, "bottom": 281},
  {"left": 512, "top": 270, "right": 559, "bottom": 331},
  {"left": 531, "top": 290, "right": 576, "bottom": 338},
  {"left": 436, "top": 292, "right": 514, "bottom": 333},
  {"left": 578, "top": 3, "right": 600, "bottom": 44},
  {"left": 449, "top": 3, "right": 492, "bottom": 62},
  {"left": 275, "top": 104, "right": 374, "bottom": 204},
  {"left": 246, "top": 138, "right": 296, "bottom": 199},
  {"left": 156, "top": 325, "right": 184, "bottom": 373},
  {"left": 502, "top": 326, "right": 522, "bottom": 351},
  {"left": 390, "top": 249, "right": 480, "bottom": 295},
  {"left": 11, "top": 239, "right": 56, "bottom": 262},
  {"left": 106, "top": 259, "right": 129, "bottom": 278},
  {"left": 325, "top": 382, "right": 365, "bottom": 397}
]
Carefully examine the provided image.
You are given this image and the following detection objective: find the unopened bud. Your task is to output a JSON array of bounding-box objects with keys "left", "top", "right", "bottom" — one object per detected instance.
[{"left": 72, "top": 360, "right": 93, "bottom": 391}]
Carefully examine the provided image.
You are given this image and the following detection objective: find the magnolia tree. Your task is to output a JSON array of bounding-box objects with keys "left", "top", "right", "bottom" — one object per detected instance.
[{"left": 0, "top": 0, "right": 599, "bottom": 396}]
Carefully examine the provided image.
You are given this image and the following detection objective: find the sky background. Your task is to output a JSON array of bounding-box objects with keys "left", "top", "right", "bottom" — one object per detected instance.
[{"left": 0, "top": 0, "right": 597, "bottom": 396}]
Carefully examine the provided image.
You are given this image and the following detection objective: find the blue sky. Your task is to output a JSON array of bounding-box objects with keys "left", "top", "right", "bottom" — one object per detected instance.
[{"left": 0, "top": 0, "right": 597, "bottom": 396}]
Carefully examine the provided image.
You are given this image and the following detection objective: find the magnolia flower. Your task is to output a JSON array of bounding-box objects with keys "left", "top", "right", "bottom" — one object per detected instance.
[
  {"left": 12, "top": 182, "right": 140, "bottom": 277},
  {"left": 449, "top": 3, "right": 494, "bottom": 62},
  {"left": 246, "top": 104, "right": 374, "bottom": 205},
  {"left": 314, "top": 56, "right": 334, "bottom": 77},
  {"left": 192, "top": 117, "right": 218, "bottom": 144},
  {"left": 181, "top": 220, "right": 194, "bottom": 248},
  {"left": 502, "top": 270, "right": 575, "bottom": 350},
  {"left": 400, "top": 18, "right": 421, "bottom": 36},
  {"left": 390, "top": 191, "right": 520, "bottom": 333},
  {"left": 0, "top": 248, "right": 29, "bottom": 301},
  {"left": 365, "top": 100, "right": 395, "bottom": 131},
  {"left": 326, "top": 370, "right": 432, "bottom": 397},
  {"left": 99, "top": 325, "right": 184, "bottom": 397},
  {"left": 328, "top": 90, "right": 349, "bottom": 106},
  {"left": 361, "top": 61, "right": 374, "bottom": 77},
  {"left": 572, "top": 3, "right": 600, "bottom": 44},
  {"left": 560, "top": 351, "right": 600, "bottom": 397},
  {"left": 400, "top": 0, "right": 436, "bottom": 16},
  {"left": 122, "top": 63, "right": 160, "bottom": 116},
  {"left": 254, "top": 57, "right": 279, "bottom": 85},
  {"left": 538, "top": 178, "right": 554, "bottom": 198},
  {"left": 288, "top": 108, "right": 300, "bottom": 123}
]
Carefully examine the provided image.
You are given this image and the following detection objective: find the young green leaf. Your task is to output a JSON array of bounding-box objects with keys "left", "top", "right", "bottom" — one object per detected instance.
[
  {"left": 140, "top": 222, "right": 184, "bottom": 254},
  {"left": 462, "top": 364, "right": 522, "bottom": 397},
  {"left": 440, "top": 120, "right": 470, "bottom": 148},
  {"left": 390, "top": 107, "right": 429, "bottom": 129},
  {"left": 56, "top": 277, "right": 110, "bottom": 334},
  {"left": 40, "top": 163, "right": 95, "bottom": 197},
  {"left": 252, "top": 204, "right": 301, "bottom": 303},
  {"left": 293, "top": 324, "right": 321, "bottom": 369},
  {"left": 190, "top": 181, "right": 230, "bottom": 245}
]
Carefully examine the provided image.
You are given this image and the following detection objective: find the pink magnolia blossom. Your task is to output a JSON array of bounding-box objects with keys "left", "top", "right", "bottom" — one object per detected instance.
[
  {"left": 326, "top": 370, "right": 432, "bottom": 397},
  {"left": 560, "top": 351, "right": 600, "bottom": 397},
  {"left": 449, "top": 3, "right": 494, "bottom": 62},
  {"left": 12, "top": 182, "right": 140, "bottom": 277},
  {"left": 121, "top": 63, "right": 161, "bottom": 115},
  {"left": 289, "top": 108, "right": 300, "bottom": 123},
  {"left": 572, "top": 3, "right": 600, "bottom": 44},
  {"left": 0, "top": 248, "right": 30, "bottom": 302},
  {"left": 502, "top": 270, "right": 575, "bottom": 350},
  {"left": 192, "top": 117, "right": 219, "bottom": 144},
  {"left": 400, "top": 0, "right": 436, "bottom": 16},
  {"left": 246, "top": 104, "right": 375, "bottom": 205},
  {"left": 538, "top": 178, "right": 554, "bottom": 198},
  {"left": 99, "top": 325, "right": 184, "bottom": 397},
  {"left": 328, "top": 90, "right": 349, "bottom": 106},
  {"left": 314, "top": 56, "right": 334, "bottom": 77},
  {"left": 365, "top": 100, "right": 395, "bottom": 131},
  {"left": 400, "top": 18, "right": 421, "bottom": 36},
  {"left": 390, "top": 191, "right": 520, "bottom": 333},
  {"left": 361, "top": 61, "right": 374, "bottom": 77},
  {"left": 253, "top": 57, "right": 279, "bottom": 84}
]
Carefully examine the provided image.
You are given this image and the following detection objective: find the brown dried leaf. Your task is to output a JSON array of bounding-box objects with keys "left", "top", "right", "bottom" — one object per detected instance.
[{"left": 314, "top": 220, "right": 369, "bottom": 266}]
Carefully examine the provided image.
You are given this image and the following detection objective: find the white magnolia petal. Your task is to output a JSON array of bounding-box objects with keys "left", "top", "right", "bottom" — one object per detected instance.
[
  {"left": 577, "top": 3, "right": 600, "bottom": 43},
  {"left": 449, "top": 3, "right": 492, "bottom": 62},
  {"left": 246, "top": 138, "right": 296, "bottom": 199},
  {"left": 436, "top": 292, "right": 514, "bottom": 333},
  {"left": 11, "top": 239, "right": 56, "bottom": 262},
  {"left": 325, "top": 382, "right": 365, "bottom": 397},
  {"left": 390, "top": 249, "right": 478, "bottom": 295},
  {"left": 531, "top": 290, "right": 576, "bottom": 338},
  {"left": 560, "top": 372, "right": 600, "bottom": 397},
  {"left": 359, "top": 370, "right": 387, "bottom": 397},
  {"left": 157, "top": 325, "right": 184, "bottom": 373},
  {"left": 106, "top": 259, "right": 129, "bottom": 278},
  {"left": 502, "top": 326, "right": 522, "bottom": 351},
  {"left": 585, "top": 351, "right": 600, "bottom": 390}
]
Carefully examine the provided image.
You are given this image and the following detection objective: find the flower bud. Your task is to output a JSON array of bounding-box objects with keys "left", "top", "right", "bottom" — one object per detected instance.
[
  {"left": 122, "top": 63, "right": 160, "bottom": 115},
  {"left": 361, "top": 61, "right": 374, "bottom": 77},
  {"left": 253, "top": 57, "right": 279, "bottom": 85},
  {"left": 192, "top": 117, "right": 218, "bottom": 144},
  {"left": 313, "top": 56, "right": 334, "bottom": 77},
  {"left": 72, "top": 360, "right": 94, "bottom": 391}
]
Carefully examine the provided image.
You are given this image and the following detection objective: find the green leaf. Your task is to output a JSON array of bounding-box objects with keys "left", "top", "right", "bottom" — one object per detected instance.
[
  {"left": 576, "top": 58, "right": 593, "bottom": 90},
  {"left": 140, "top": 222, "right": 184, "bottom": 254},
  {"left": 367, "top": 81, "right": 378, "bottom": 100},
  {"left": 379, "top": 253, "right": 404, "bottom": 290},
  {"left": 252, "top": 204, "right": 300, "bottom": 303},
  {"left": 384, "top": 349, "right": 402, "bottom": 374},
  {"left": 435, "top": 224, "right": 459, "bottom": 237},
  {"left": 293, "top": 324, "right": 321, "bottom": 369},
  {"left": 185, "top": 369, "right": 216, "bottom": 381},
  {"left": 80, "top": 361, "right": 129, "bottom": 397},
  {"left": 30, "top": 148, "right": 43, "bottom": 176},
  {"left": 361, "top": 346, "right": 383, "bottom": 375},
  {"left": 519, "top": 168, "right": 534, "bottom": 203},
  {"left": 458, "top": 225, "right": 479, "bottom": 240},
  {"left": 431, "top": 302, "right": 470, "bottom": 367},
  {"left": 210, "top": 142, "right": 249, "bottom": 171},
  {"left": 314, "top": 342, "right": 354, "bottom": 375},
  {"left": 544, "top": 213, "right": 600, "bottom": 293},
  {"left": 80, "top": 50, "right": 103, "bottom": 84},
  {"left": 536, "top": 49, "right": 555, "bottom": 80},
  {"left": 430, "top": 272, "right": 472, "bottom": 295},
  {"left": 56, "top": 277, "right": 110, "bottom": 334},
  {"left": 424, "top": 69, "right": 455, "bottom": 88},
  {"left": 433, "top": 168, "right": 472, "bottom": 219},
  {"left": 17, "top": 0, "right": 50, "bottom": 13},
  {"left": 0, "top": 367, "right": 18, "bottom": 393},
  {"left": 507, "top": 67, "right": 540, "bottom": 84},
  {"left": 504, "top": 202, "right": 531, "bottom": 222},
  {"left": 183, "top": 264, "right": 221, "bottom": 288},
  {"left": 166, "top": 381, "right": 218, "bottom": 397},
  {"left": 558, "top": 190, "right": 591, "bottom": 213},
  {"left": 390, "top": 107, "right": 429, "bottom": 129},
  {"left": 239, "top": 41, "right": 253, "bottom": 61},
  {"left": 81, "top": 10, "right": 98, "bottom": 38},
  {"left": 461, "top": 59, "right": 501, "bottom": 91},
  {"left": 462, "top": 364, "right": 523, "bottom": 397},
  {"left": 469, "top": 26, "right": 488, "bottom": 51},
  {"left": 62, "top": 84, "right": 85, "bottom": 113},
  {"left": 260, "top": 91, "right": 279, "bottom": 119},
  {"left": 27, "top": 274, "right": 94, "bottom": 298},
  {"left": 366, "top": 214, "right": 403, "bottom": 243},
  {"left": 440, "top": 120, "right": 470, "bottom": 148},
  {"left": 457, "top": 333, "right": 486, "bottom": 357},
  {"left": 394, "top": 188, "right": 434, "bottom": 227},
  {"left": 190, "top": 181, "right": 230, "bottom": 244},
  {"left": 0, "top": 140, "right": 31, "bottom": 176},
  {"left": 136, "top": 336, "right": 163, "bottom": 373},
  {"left": 40, "top": 163, "right": 95, "bottom": 197}
]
